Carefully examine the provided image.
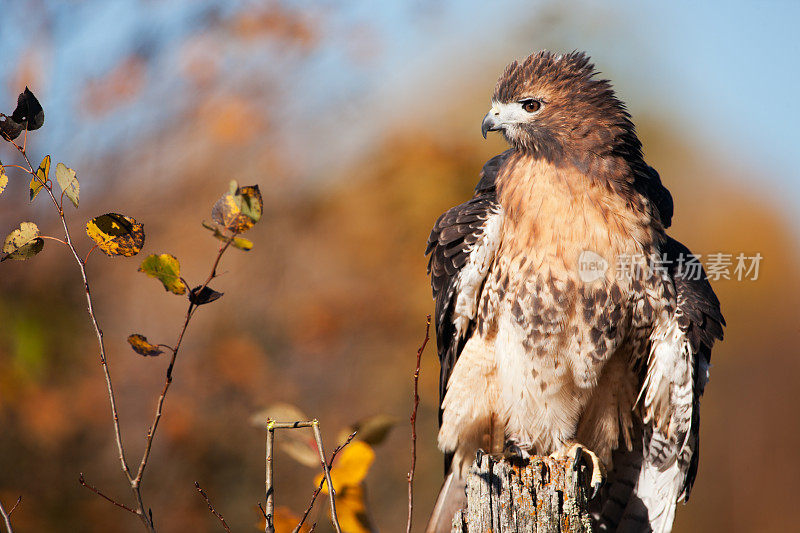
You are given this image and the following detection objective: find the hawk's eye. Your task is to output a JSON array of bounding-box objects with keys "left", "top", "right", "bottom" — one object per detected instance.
[{"left": 521, "top": 99, "right": 541, "bottom": 113}]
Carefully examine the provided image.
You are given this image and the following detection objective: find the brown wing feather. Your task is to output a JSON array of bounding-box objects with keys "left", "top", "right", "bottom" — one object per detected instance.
[
  {"left": 663, "top": 236, "right": 725, "bottom": 500},
  {"left": 425, "top": 153, "right": 508, "bottom": 424}
]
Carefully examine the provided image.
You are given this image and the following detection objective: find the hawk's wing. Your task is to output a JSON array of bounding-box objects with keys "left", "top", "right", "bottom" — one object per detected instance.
[
  {"left": 425, "top": 152, "right": 508, "bottom": 429},
  {"left": 612, "top": 236, "right": 724, "bottom": 533},
  {"left": 633, "top": 161, "right": 674, "bottom": 229},
  {"left": 662, "top": 235, "right": 724, "bottom": 500}
]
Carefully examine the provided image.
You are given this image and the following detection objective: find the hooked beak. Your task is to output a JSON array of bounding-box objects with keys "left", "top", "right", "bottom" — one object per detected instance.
[{"left": 481, "top": 110, "right": 503, "bottom": 139}]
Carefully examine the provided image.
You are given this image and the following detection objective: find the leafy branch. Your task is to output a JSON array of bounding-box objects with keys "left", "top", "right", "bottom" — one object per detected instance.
[{"left": 0, "top": 88, "right": 262, "bottom": 532}]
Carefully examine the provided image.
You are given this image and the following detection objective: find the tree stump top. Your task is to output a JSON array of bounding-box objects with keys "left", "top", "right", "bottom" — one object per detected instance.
[{"left": 451, "top": 454, "right": 594, "bottom": 533}]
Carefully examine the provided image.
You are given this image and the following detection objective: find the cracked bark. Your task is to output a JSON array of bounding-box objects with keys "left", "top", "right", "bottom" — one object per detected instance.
[{"left": 451, "top": 454, "right": 594, "bottom": 533}]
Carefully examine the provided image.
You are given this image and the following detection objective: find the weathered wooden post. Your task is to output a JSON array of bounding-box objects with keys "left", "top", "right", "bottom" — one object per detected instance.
[{"left": 451, "top": 453, "right": 594, "bottom": 533}]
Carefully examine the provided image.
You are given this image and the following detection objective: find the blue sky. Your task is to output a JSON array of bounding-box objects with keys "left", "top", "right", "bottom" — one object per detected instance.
[{"left": 1, "top": 0, "right": 797, "bottom": 225}]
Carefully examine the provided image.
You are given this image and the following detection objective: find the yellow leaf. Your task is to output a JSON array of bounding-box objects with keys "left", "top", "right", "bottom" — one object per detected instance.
[
  {"left": 259, "top": 506, "right": 309, "bottom": 533},
  {"left": 86, "top": 213, "right": 144, "bottom": 257},
  {"left": 2, "top": 221, "right": 43, "bottom": 261},
  {"left": 29, "top": 154, "right": 50, "bottom": 201},
  {"left": 55, "top": 162, "right": 80, "bottom": 208},
  {"left": 0, "top": 166, "right": 7, "bottom": 195},
  {"left": 333, "top": 485, "right": 373, "bottom": 533},
  {"left": 127, "top": 334, "right": 163, "bottom": 357},
  {"left": 232, "top": 236, "right": 253, "bottom": 251},
  {"left": 138, "top": 254, "right": 186, "bottom": 294},
  {"left": 315, "top": 441, "right": 375, "bottom": 494}
]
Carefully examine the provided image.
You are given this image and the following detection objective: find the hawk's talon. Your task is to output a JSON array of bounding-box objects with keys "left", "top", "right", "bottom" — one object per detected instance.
[
  {"left": 552, "top": 443, "right": 606, "bottom": 500},
  {"left": 571, "top": 445, "right": 584, "bottom": 472}
]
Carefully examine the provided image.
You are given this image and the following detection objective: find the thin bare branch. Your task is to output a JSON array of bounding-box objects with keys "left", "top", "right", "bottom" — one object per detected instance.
[
  {"left": 293, "top": 431, "right": 357, "bottom": 533},
  {"left": 38, "top": 235, "right": 69, "bottom": 246},
  {"left": 265, "top": 420, "right": 275, "bottom": 533},
  {"left": 311, "top": 420, "right": 342, "bottom": 533},
  {"left": 79, "top": 474, "right": 138, "bottom": 515},
  {"left": 0, "top": 164, "right": 30, "bottom": 173},
  {"left": 0, "top": 497, "right": 14, "bottom": 533},
  {"left": 83, "top": 243, "right": 99, "bottom": 264},
  {"left": 407, "top": 315, "right": 431, "bottom": 533},
  {"left": 5, "top": 498, "right": 20, "bottom": 519},
  {"left": 194, "top": 482, "right": 231, "bottom": 532}
]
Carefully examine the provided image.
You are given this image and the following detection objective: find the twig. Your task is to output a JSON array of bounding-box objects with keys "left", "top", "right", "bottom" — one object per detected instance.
[
  {"left": 134, "top": 235, "right": 236, "bottom": 488},
  {"left": 0, "top": 498, "right": 13, "bottom": 533},
  {"left": 263, "top": 419, "right": 317, "bottom": 532},
  {"left": 0, "top": 164, "right": 30, "bottom": 173},
  {"left": 311, "top": 420, "right": 342, "bottom": 533},
  {"left": 83, "top": 243, "right": 99, "bottom": 264},
  {"left": 262, "top": 420, "right": 351, "bottom": 533},
  {"left": 293, "top": 430, "right": 357, "bottom": 533},
  {"left": 194, "top": 482, "right": 231, "bottom": 532},
  {"left": 39, "top": 235, "right": 69, "bottom": 246},
  {"left": 407, "top": 315, "right": 431, "bottom": 533},
  {"left": 79, "top": 474, "right": 138, "bottom": 515},
  {"left": 5, "top": 498, "right": 20, "bottom": 518},
  {"left": 265, "top": 420, "right": 275, "bottom": 533}
]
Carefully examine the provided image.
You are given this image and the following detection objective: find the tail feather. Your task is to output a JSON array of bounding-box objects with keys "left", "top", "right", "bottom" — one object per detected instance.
[
  {"left": 594, "top": 423, "right": 686, "bottom": 533},
  {"left": 593, "top": 425, "right": 646, "bottom": 531},
  {"left": 425, "top": 471, "right": 466, "bottom": 533}
]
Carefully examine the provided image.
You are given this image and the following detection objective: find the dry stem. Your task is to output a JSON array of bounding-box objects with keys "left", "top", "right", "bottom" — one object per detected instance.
[
  {"left": 263, "top": 419, "right": 346, "bottom": 533},
  {"left": 407, "top": 315, "right": 431, "bottom": 533},
  {"left": 293, "top": 430, "right": 357, "bottom": 533},
  {"left": 194, "top": 482, "right": 232, "bottom": 532},
  {"left": 0, "top": 497, "right": 14, "bottom": 533}
]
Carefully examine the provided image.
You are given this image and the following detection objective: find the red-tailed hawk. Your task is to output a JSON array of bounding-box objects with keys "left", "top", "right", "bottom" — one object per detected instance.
[{"left": 425, "top": 51, "right": 724, "bottom": 533}]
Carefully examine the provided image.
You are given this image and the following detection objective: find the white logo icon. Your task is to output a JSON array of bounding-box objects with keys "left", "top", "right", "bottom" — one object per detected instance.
[{"left": 578, "top": 250, "right": 608, "bottom": 283}]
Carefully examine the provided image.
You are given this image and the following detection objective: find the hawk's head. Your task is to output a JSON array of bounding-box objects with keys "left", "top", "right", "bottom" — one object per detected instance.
[{"left": 482, "top": 51, "right": 640, "bottom": 166}]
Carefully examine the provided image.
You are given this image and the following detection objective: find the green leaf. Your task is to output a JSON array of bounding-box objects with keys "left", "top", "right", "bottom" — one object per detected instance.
[
  {"left": 127, "top": 334, "right": 164, "bottom": 357},
  {"left": 138, "top": 254, "right": 186, "bottom": 295},
  {"left": 29, "top": 154, "right": 49, "bottom": 201},
  {"left": 86, "top": 213, "right": 144, "bottom": 257},
  {"left": 237, "top": 185, "right": 262, "bottom": 223},
  {"left": 201, "top": 221, "right": 254, "bottom": 251},
  {"left": 2, "top": 221, "right": 43, "bottom": 261},
  {"left": 0, "top": 166, "right": 7, "bottom": 196},
  {"left": 55, "top": 162, "right": 79, "bottom": 208},
  {"left": 211, "top": 181, "right": 263, "bottom": 233}
]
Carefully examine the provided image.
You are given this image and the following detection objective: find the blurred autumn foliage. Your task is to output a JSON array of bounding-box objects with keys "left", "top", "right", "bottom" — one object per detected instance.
[{"left": 1, "top": 2, "right": 799, "bottom": 533}]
